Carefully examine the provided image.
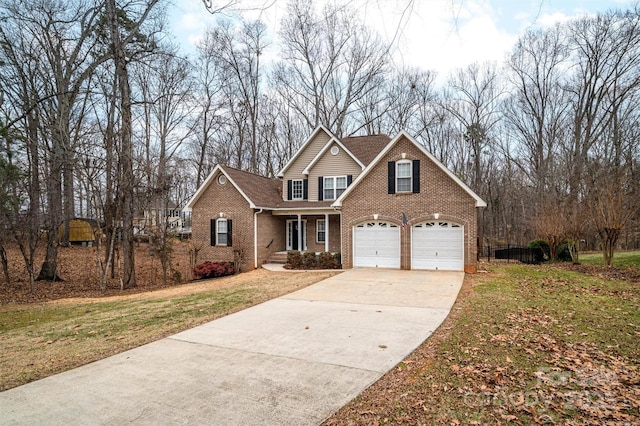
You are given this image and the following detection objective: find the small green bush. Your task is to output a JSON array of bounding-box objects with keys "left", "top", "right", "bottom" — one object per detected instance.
[
  {"left": 303, "top": 251, "right": 317, "bottom": 268},
  {"left": 528, "top": 240, "right": 550, "bottom": 260},
  {"left": 556, "top": 241, "right": 572, "bottom": 262},
  {"left": 285, "top": 251, "right": 341, "bottom": 269},
  {"left": 287, "top": 251, "right": 303, "bottom": 269},
  {"left": 318, "top": 252, "right": 337, "bottom": 269}
]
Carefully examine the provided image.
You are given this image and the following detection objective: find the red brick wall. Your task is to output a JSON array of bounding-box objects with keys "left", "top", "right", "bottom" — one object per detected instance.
[
  {"left": 256, "top": 212, "right": 285, "bottom": 265},
  {"left": 340, "top": 136, "right": 479, "bottom": 271},
  {"left": 304, "top": 214, "right": 341, "bottom": 253},
  {"left": 191, "top": 172, "right": 256, "bottom": 272}
]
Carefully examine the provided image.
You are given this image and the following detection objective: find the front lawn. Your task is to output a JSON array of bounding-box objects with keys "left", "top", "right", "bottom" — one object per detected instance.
[
  {"left": 580, "top": 250, "right": 640, "bottom": 268},
  {"left": 0, "top": 269, "right": 338, "bottom": 391},
  {"left": 326, "top": 263, "right": 640, "bottom": 425}
]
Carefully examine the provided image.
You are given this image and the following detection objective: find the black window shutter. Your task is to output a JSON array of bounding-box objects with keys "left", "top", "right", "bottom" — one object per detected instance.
[
  {"left": 210, "top": 219, "right": 216, "bottom": 246},
  {"left": 387, "top": 162, "right": 395, "bottom": 194},
  {"left": 347, "top": 175, "right": 352, "bottom": 186},
  {"left": 318, "top": 176, "right": 324, "bottom": 201},
  {"left": 226, "top": 219, "right": 233, "bottom": 246},
  {"left": 303, "top": 179, "right": 308, "bottom": 200},
  {"left": 287, "top": 180, "right": 292, "bottom": 200},
  {"left": 412, "top": 160, "right": 421, "bottom": 193}
]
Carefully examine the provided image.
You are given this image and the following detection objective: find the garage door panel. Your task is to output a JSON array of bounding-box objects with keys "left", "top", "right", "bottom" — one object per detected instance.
[
  {"left": 353, "top": 222, "right": 400, "bottom": 269},
  {"left": 412, "top": 222, "right": 463, "bottom": 271}
]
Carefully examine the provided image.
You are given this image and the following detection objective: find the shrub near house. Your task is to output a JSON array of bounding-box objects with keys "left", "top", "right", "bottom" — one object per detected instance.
[
  {"left": 285, "top": 250, "right": 341, "bottom": 269},
  {"left": 193, "top": 261, "right": 235, "bottom": 279}
]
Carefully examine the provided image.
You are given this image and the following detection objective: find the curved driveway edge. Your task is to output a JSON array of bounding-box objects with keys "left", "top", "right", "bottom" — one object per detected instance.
[{"left": 0, "top": 269, "right": 464, "bottom": 425}]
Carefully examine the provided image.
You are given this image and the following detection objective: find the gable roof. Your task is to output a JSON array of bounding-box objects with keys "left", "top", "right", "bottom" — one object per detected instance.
[
  {"left": 276, "top": 125, "right": 335, "bottom": 178},
  {"left": 184, "top": 164, "right": 281, "bottom": 210},
  {"left": 302, "top": 136, "right": 365, "bottom": 175},
  {"left": 341, "top": 134, "right": 391, "bottom": 166},
  {"left": 333, "top": 130, "right": 487, "bottom": 208}
]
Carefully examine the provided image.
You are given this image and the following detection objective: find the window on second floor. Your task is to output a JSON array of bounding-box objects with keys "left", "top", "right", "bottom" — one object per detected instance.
[
  {"left": 292, "top": 179, "right": 303, "bottom": 200},
  {"left": 388, "top": 159, "right": 420, "bottom": 194},
  {"left": 287, "top": 178, "right": 308, "bottom": 200},
  {"left": 396, "top": 160, "right": 412, "bottom": 192},
  {"left": 323, "top": 176, "right": 347, "bottom": 200}
]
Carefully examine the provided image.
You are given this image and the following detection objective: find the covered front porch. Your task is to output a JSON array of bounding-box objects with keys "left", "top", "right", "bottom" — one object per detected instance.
[{"left": 273, "top": 208, "right": 341, "bottom": 254}]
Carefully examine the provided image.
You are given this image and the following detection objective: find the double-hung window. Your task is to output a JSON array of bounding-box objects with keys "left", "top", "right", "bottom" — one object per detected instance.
[
  {"left": 396, "top": 161, "right": 412, "bottom": 193},
  {"left": 211, "top": 218, "right": 232, "bottom": 246},
  {"left": 292, "top": 179, "right": 303, "bottom": 200},
  {"left": 217, "top": 219, "right": 228, "bottom": 246},
  {"left": 323, "top": 176, "right": 347, "bottom": 200},
  {"left": 316, "top": 219, "right": 326, "bottom": 242}
]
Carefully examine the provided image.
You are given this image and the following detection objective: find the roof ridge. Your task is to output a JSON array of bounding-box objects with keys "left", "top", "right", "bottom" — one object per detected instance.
[{"left": 219, "top": 164, "right": 278, "bottom": 181}]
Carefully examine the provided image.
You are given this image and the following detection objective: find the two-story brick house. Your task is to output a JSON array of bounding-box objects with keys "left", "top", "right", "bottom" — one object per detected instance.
[{"left": 184, "top": 126, "right": 486, "bottom": 272}]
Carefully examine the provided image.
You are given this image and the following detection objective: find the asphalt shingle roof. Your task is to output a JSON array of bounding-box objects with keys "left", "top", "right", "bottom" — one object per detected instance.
[
  {"left": 221, "top": 165, "right": 282, "bottom": 208},
  {"left": 221, "top": 134, "right": 390, "bottom": 209},
  {"left": 341, "top": 134, "right": 391, "bottom": 166}
]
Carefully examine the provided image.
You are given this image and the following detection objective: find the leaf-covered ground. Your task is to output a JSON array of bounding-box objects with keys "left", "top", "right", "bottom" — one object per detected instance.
[
  {"left": 325, "top": 263, "right": 640, "bottom": 425},
  {"left": 1, "top": 240, "right": 195, "bottom": 304}
]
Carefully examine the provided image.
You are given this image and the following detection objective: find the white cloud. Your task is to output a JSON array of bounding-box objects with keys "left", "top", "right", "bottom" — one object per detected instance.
[
  {"left": 386, "top": 0, "right": 515, "bottom": 80},
  {"left": 166, "top": 0, "right": 627, "bottom": 80}
]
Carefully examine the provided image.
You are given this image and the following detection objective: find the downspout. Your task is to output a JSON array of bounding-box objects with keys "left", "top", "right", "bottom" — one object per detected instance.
[{"left": 254, "top": 209, "right": 264, "bottom": 269}]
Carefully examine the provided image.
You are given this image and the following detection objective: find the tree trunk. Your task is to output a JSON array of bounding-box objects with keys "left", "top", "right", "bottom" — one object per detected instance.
[
  {"left": 600, "top": 228, "right": 619, "bottom": 268},
  {"left": 37, "top": 136, "right": 63, "bottom": 282},
  {"left": 0, "top": 243, "right": 9, "bottom": 285},
  {"left": 107, "top": 0, "right": 136, "bottom": 289}
]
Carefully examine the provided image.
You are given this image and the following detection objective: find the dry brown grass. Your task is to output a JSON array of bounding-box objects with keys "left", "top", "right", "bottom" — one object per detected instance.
[{"left": 0, "top": 268, "right": 339, "bottom": 391}]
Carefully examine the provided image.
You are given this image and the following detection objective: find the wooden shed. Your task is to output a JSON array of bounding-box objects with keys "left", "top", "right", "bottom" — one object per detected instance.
[{"left": 58, "top": 218, "right": 100, "bottom": 245}]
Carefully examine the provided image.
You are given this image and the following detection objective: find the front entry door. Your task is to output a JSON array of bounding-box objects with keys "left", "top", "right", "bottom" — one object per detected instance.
[{"left": 287, "top": 220, "right": 307, "bottom": 251}]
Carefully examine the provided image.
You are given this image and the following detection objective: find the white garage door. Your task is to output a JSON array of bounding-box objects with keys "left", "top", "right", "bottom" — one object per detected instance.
[
  {"left": 412, "top": 222, "right": 464, "bottom": 271},
  {"left": 353, "top": 222, "right": 400, "bottom": 268}
]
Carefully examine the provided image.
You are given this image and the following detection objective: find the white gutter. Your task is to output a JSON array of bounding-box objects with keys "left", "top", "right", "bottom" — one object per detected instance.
[{"left": 254, "top": 209, "right": 264, "bottom": 269}]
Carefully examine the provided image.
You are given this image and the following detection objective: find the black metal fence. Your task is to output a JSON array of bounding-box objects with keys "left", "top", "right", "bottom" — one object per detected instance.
[{"left": 485, "top": 244, "right": 544, "bottom": 264}]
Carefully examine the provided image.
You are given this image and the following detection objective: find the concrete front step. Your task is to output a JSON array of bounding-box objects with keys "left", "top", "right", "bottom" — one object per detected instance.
[{"left": 266, "top": 252, "right": 288, "bottom": 264}]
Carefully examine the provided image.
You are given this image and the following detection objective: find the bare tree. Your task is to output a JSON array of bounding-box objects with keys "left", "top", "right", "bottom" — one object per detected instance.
[
  {"left": 273, "top": 0, "right": 389, "bottom": 137},
  {"left": 202, "top": 19, "right": 267, "bottom": 172},
  {"left": 190, "top": 35, "right": 230, "bottom": 187},
  {"left": 0, "top": 0, "right": 113, "bottom": 281},
  {"left": 564, "top": 9, "right": 640, "bottom": 199},
  {"left": 444, "top": 61, "right": 503, "bottom": 249},
  {"left": 105, "top": 0, "right": 161, "bottom": 289},
  {"left": 504, "top": 25, "right": 570, "bottom": 203}
]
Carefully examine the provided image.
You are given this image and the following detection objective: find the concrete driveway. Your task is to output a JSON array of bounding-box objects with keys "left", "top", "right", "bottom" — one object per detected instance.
[{"left": 0, "top": 269, "right": 464, "bottom": 425}]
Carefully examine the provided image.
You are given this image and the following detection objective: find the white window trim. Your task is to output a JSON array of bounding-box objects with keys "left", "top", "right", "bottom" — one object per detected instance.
[
  {"left": 396, "top": 160, "right": 412, "bottom": 193},
  {"left": 323, "top": 176, "right": 347, "bottom": 201},
  {"left": 316, "top": 219, "right": 326, "bottom": 243},
  {"left": 292, "top": 179, "right": 304, "bottom": 200},
  {"left": 216, "top": 218, "right": 228, "bottom": 246}
]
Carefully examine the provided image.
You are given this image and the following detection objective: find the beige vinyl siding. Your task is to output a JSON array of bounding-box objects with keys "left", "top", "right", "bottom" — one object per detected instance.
[
  {"left": 282, "top": 130, "right": 331, "bottom": 199},
  {"left": 308, "top": 142, "right": 362, "bottom": 201}
]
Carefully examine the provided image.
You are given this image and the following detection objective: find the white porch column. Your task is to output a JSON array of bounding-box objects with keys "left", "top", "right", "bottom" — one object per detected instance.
[
  {"left": 324, "top": 213, "right": 329, "bottom": 253},
  {"left": 297, "top": 214, "right": 302, "bottom": 251}
]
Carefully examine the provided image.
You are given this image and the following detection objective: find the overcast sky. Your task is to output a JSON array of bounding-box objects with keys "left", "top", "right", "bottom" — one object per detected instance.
[{"left": 168, "top": 0, "right": 632, "bottom": 79}]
